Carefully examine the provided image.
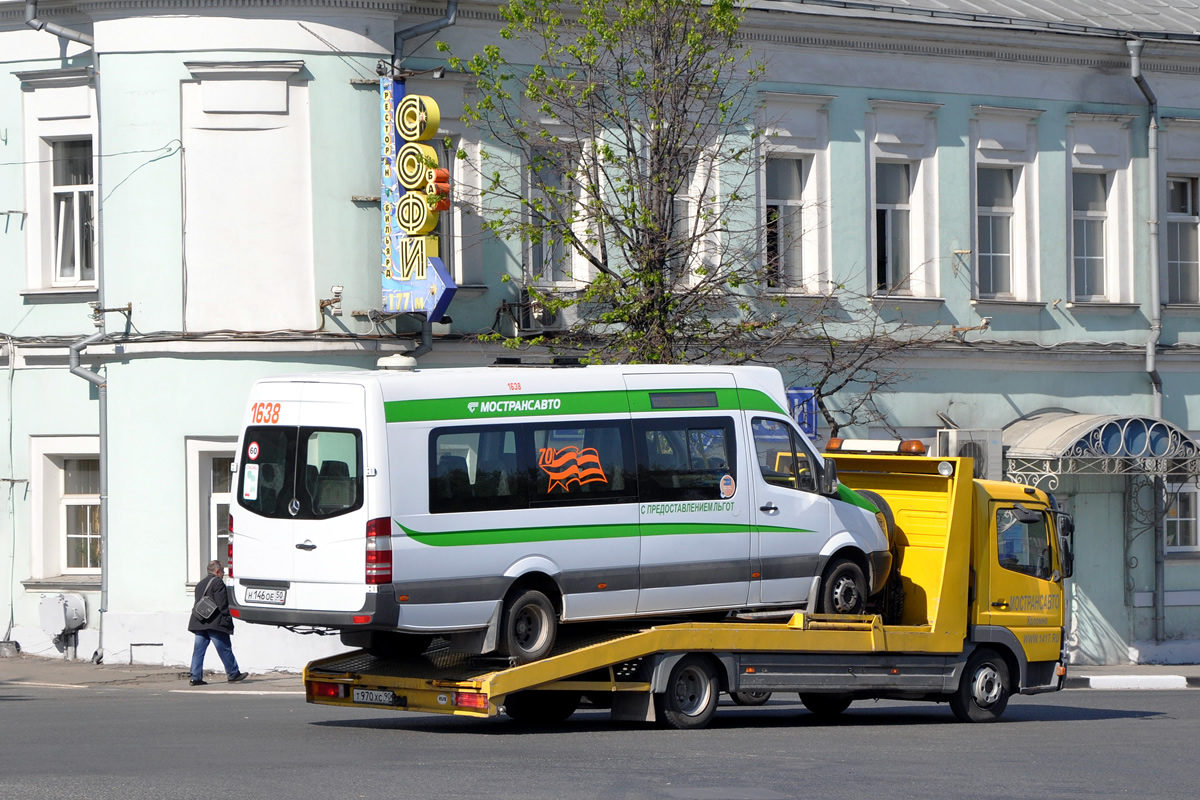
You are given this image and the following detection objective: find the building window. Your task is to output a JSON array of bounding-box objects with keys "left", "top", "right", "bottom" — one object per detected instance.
[
  {"left": 1166, "top": 483, "right": 1200, "bottom": 554},
  {"left": 17, "top": 67, "right": 98, "bottom": 294},
  {"left": 875, "top": 162, "right": 911, "bottom": 293},
  {"left": 210, "top": 457, "right": 233, "bottom": 571},
  {"left": 529, "top": 148, "right": 573, "bottom": 285},
  {"left": 50, "top": 139, "right": 96, "bottom": 286},
  {"left": 1072, "top": 171, "right": 1109, "bottom": 300},
  {"left": 765, "top": 157, "right": 804, "bottom": 288},
  {"left": 62, "top": 458, "right": 100, "bottom": 573},
  {"left": 430, "top": 136, "right": 459, "bottom": 283},
  {"left": 186, "top": 438, "right": 237, "bottom": 582},
  {"left": 976, "top": 167, "right": 1014, "bottom": 297},
  {"left": 1167, "top": 177, "right": 1200, "bottom": 304}
]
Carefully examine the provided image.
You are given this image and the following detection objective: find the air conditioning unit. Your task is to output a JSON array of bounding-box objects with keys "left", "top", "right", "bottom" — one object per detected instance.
[
  {"left": 518, "top": 288, "right": 569, "bottom": 334},
  {"left": 937, "top": 428, "right": 1004, "bottom": 480}
]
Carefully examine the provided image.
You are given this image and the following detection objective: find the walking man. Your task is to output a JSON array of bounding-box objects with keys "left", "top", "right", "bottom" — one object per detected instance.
[{"left": 189, "top": 560, "right": 247, "bottom": 686}]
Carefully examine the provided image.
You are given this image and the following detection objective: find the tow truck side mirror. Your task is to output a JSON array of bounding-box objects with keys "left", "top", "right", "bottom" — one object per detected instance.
[
  {"left": 1056, "top": 512, "right": 1075, "bottom": 579},
  {"left": 820, "top": 458, "right": 838, "bottom": 496}
]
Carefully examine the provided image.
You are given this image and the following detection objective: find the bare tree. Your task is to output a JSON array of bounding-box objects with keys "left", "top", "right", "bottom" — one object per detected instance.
[{"left": 441, "top": 0, "right": 941, "bottom": 435}]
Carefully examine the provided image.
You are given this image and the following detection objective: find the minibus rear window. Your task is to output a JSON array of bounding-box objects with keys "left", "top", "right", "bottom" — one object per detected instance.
[{"left": 238, "top": 426, "right": 363, "bottom": 520}]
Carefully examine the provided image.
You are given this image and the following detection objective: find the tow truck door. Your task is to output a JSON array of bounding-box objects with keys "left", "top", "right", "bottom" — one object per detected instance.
[{"left": 978, "top": 502, "right": 1065, "bottom": 663}]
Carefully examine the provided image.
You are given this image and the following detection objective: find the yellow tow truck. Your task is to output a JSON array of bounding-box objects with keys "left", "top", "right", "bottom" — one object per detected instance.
[{"left": 303, "top": 449, "right": 1074, "bottom": 728}]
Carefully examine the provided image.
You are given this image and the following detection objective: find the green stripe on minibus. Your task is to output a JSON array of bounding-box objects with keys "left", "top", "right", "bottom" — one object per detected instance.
[
  {"left": 398, "top": 520, "right": 814, "bottom": 547},
  {"left": 384, "top": 387, "right": 785, "bottom": 423}
]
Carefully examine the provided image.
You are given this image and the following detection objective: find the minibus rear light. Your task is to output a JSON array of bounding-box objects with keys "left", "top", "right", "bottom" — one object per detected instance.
[
  {"left": 352, "top": 615, "right": 371, "bottom": 624},
  {"left": 365, "top": 517, "right": 393, "bottom": 584}
]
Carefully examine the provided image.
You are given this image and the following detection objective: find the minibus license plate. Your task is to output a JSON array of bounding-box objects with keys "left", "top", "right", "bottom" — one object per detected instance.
[
  {"left": 353, "top": 688, "right": 398, "bottom": 706},
  {"left": 245, "top": 588, "right": 286, "bottom": 605}
]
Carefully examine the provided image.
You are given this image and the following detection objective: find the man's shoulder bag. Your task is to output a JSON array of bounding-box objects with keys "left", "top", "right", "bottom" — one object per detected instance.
[{"left": 194, "top": 577, "right": 220, "bottom": 621}]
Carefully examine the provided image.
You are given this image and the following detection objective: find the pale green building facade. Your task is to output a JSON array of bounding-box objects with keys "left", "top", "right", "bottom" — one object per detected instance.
[{"left": 3, "top": 0, "right": 1200, "bottom": 669}]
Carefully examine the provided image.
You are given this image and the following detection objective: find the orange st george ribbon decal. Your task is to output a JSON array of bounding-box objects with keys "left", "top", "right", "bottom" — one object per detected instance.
[{"left": 538, "top": 447, "right": 609, "bottom": 493}]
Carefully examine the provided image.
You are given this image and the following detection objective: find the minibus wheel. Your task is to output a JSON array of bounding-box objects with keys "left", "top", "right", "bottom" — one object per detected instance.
[
  {"left": 818, "top": 558, "right": 867, "bottom": 614},
  {"left": 655, "top": 655, "right": 720, "bottom": 730},
  {"left": 499, "top": 589, "right": 557, "bottom": 663}
]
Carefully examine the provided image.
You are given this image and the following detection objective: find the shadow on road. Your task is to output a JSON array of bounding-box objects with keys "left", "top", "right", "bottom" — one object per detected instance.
[{"left": 308, "top": 698, "right": 1163, "bottom": 735}]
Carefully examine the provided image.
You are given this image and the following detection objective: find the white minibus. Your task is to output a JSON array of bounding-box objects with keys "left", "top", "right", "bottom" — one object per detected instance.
[{"left": 230, "top": 364, "right": 892, "bottom": 662}]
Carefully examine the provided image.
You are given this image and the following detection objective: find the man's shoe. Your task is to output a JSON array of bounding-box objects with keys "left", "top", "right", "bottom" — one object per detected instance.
[
  {"left": 228, "top": 672, "right": 248, "bottom": 683},
  {"left": 189, "top": 679, "right": 207, "bottom": 686}
]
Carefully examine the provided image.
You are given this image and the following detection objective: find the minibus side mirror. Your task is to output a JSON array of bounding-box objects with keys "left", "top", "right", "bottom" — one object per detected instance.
[{"left": 820, "top": 458, "right": 838, "bottom": 496}]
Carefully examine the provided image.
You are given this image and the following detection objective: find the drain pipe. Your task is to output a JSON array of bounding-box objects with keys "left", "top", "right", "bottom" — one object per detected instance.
[
  {"left": 1129, "top": 40, "right": 1163, "bottom": 419},
  {"left": 69, "top": 324, "right": 107, "bottom": 662},
  {"left": 393, "top": 0, "right": 458, "bottom": 73},
  {"left": 25, "top": 0, "right": 94, "bottom": 46},
  {"left": 1129, "top": 39, "right": 1166, "bottom": 645}
]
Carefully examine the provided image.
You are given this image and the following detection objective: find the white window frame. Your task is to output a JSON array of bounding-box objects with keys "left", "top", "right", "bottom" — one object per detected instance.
[
  {"left": 186, "top": 438, "right": 237, "bottom": 584},
  {"left": 763, "top": 155, "right": 807, "bottom": 290},
  {"left": 61, "top": 458, "right": 101, "bottom": 574},
  {"left": 1072, "top": 170, "right": 1110, "bottom": 301},
  {"left": 971, "top": 106, "right": 1041, "bottom": 302},
  {"left": 17, "top": 67, "right": 99, "bottom": 295},
  {"left": 1166, "top": 176, "right": 1199, "bottom": 304},
  {"left": 976, "top": 166, "right": 1015, "bottom": 297},
  {"left": 760, "top": 93, "right": 834, "bottom": 295},
  {"left": 668, "top": 148, "right": 719, "bottom": 287},
  {"left": 867, "top": 99, "right": 941, "bottom": 298},
  {"left": 875, "top": 160, "right": 913, "bottom": 294},
  {"left": 1066, "top": 114, "right": 1134, "bottom": 304},
  {"left": 527, "top": 145, "right": 579, "bottom": 288},
  {"left": 29, "top": 436, "right": 100, "bottom": 579},
  {"left": 1165, "top": 480, "right": 1200, "bottom": 554}
]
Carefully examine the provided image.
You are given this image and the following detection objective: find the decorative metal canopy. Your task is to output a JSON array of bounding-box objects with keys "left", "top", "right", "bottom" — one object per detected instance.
[{"left": 1003, "top": 411, "right": 1199, "bottom": 490}]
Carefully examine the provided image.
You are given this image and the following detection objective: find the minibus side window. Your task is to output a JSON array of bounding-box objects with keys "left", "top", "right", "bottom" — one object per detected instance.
[
  {"left": 530, "top": 423, "right": 638, "bottom": 507},
  {"left": 751, "top": 417, "right": 817, "bottom": 492},
  {"left": 429, "top": 426, "right": 526, "bottom": 513},
  {"left": 635, "top": 417, "right": 737, "bottom": 502}
]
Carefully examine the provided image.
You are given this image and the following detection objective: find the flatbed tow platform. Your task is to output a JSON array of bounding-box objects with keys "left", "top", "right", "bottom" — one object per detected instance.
[
  {"left": 304, "top": 612, "right": 969, "bottom": 726},
  {"left": 303, "top": 454, "right": 1071, "bottom": 728}
]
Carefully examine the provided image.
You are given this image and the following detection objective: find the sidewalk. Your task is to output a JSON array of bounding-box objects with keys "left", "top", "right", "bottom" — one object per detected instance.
[
  {"left": 0, "top": 651, "right": 303, "bottom": 691},
  {"left": 2, "top": 649, "right": 1198, "bottom": 691}
]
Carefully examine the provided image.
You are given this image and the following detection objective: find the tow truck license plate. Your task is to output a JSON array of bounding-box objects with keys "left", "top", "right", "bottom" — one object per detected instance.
[
  {"left": 244, "top": 588, "right": 286, "bottom": 605},
  {"left": 353, "top": 688, "right": 398, "bottom": 706}
]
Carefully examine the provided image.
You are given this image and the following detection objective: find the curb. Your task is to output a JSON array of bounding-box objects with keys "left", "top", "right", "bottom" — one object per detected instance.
[{"left": 1064, "top": 675, "right": 1200, "bottom": 690}]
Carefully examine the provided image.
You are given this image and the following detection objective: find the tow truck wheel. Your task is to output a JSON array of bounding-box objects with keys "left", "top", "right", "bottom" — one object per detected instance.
[
  {"left": 730, "top": 690, "right": 772, "bottom": 706},
  {"left": 800, "top": 693, "right": 853, "bottom": 718},
  {"left": 818, "top": 558, "right": 868, "bottom": 615},
  {"left": 503, "top": 690, "right": 581, "bottom": 724},
  {"left": 499, "top": 589, "right": 557, "bottom": 664},
  {"left": 656, "top": 655, "right": 720, "bottom": 730},
  {"left": 950, "top": 649, "right": 1010, "bottom": 723}
]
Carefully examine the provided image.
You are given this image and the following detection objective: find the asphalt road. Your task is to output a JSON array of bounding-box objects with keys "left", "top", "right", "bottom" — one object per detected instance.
[{"left": 1, "top": 685, "right": 1196, "bottom": 800}]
